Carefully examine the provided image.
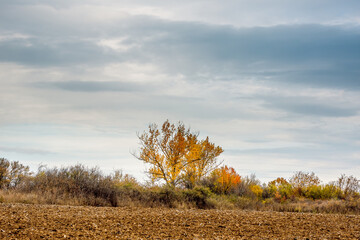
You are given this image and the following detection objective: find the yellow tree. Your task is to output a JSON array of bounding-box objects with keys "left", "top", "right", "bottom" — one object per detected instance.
[
  {"left": 183, "top": 136, "right": 224, "bottom": 188},
  {"left": 135, "top": 120, "right": 223, "bottom": 187}
]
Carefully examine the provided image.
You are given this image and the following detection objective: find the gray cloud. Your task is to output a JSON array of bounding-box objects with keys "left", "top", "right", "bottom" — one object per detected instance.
[
  {"left": 33, "top": 81, "right": 145, "bottom": 92},
  {"left": 0, "top": 38, "right": 119, "bottom": 66},
  {"left": 134, "top": 23, "right": 360, "bottom": 89},
  {"left": 2, "top": 0, "right": 360, "bottom": 28},
  {"left": 262, "top": 96, "right": 358, "bottom": 117},
  {"left": 1, "top": 13, "right": 359, "bottom": 89}
]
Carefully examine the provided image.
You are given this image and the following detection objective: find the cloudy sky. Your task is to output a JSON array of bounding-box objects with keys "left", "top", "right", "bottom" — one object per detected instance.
[{"left": 1, "top": 0, "right": 359, "bottom": 183}]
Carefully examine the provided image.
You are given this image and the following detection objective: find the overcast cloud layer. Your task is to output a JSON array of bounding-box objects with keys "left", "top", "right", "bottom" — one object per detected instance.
[{"left": 1, "top": 0, "right": 359, "bottom": 182}]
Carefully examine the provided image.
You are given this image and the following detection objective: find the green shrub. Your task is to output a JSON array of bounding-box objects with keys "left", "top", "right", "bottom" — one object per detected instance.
[
  {"left": 321, "top": 184, "right": 341, "bottom": 199},
  {"left": 157, "top": 186, "right": 181, "bottom": 208},
  {"left": 183, "top": 186, "right": 213, "bottom": 209},
  {"left": 278, "top": 183, "right": 293, "bottom": 199},
  {"left": 305, "top": 185, "right": 323, "bottom": 199}
]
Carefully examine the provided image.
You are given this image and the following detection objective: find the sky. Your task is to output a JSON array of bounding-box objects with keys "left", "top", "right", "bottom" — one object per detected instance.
[{"left": 1, "top": 0, "right": 359, "bottom": 183}]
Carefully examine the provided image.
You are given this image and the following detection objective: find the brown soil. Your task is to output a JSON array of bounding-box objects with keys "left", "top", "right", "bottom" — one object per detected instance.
[{"left": 1, "top": 203, "right": 359, "bottom": 239}]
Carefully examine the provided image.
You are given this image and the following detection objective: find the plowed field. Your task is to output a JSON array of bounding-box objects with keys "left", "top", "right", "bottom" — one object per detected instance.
[{"left": 1, "top": 203, "right": 359, "bottom": 239}]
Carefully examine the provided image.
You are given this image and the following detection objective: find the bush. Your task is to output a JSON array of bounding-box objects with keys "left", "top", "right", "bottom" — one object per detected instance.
[
  {"left": 183, "top": 186, "right": 213, "bottom": 209},
  {"left": 320, "top": 184, "right": 341, "bottom": 199},
  {"left": 249, "top": 185, "right": 263, "bottom": 200},
  {"left": 21, "top": 164, "right": 118, "bottom": 207},
  {"left": 305, "top": 185, "right": 323, "bottom": 200},
  {"left": 157, "top": 187, "right": 181, "bottom": 208},
  {"left": 305, "top": 184, "right": 342, "bottom": 200},
  {"left": 232, "top": 174, "right": 260, "bottom": 198}
]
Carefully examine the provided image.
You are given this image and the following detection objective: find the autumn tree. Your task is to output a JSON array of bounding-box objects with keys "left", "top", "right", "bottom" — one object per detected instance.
[
  {"left": 0, "top": 158, "right": 31, "bottom": 189},
  {"left": 266, "top": 177, "right": 293, "bottom": 200},
  {"left": 135, "top": 120, "right": 223, "bottom": 187},
  {"left": 289, "top": 171, "right": 320, "bottom": 196},
  {"left": 182, "top": 136, "right": 224, "bottom": 188},
  {"left": 211, "top": 165, "right": 241, "bottom": 194},
  {"left": 269, "top": 177, "right": 289, "bottom": 187}
]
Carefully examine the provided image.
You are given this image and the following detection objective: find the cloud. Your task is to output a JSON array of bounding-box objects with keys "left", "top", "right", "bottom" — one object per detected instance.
[
  {"left": 271, "top": 102, "right": 357, "bottom": 117},
  {"left": 33, "top": 81, "right": 145, "bottom": 92},
  {"left": 132, "top": 23, "right": 360, "bottom": 89},
  {"left": 0, "top": 37, "right": 119, "bottom": 66},
  {"left": 2, "top": 0, "right": 360, "bottom": 27},
  {"left": 0, "top": 146, "right": 54, "bottom": 155},
  {"left": 262, "top": 96, "right": 358, "bottom": 117},
  {"left": 1, "top": 11, "right": 360, "bottom": 89}
]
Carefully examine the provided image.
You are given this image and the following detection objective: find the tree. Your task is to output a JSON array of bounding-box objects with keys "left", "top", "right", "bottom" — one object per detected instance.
[
  {"left": 336, "top": 174, "right": 360, "bottom": 198},
  {"left": 135, "top": 120, "right": 223, "bottom": 187},
  {"left": 182, "top": 137, "right": 224, "bottom": 188},
  {"left": 211, "top": 165, "right": 241, "bottom": 194},
  {"left": 267, "top": 177, "right": 293, "bottom": 200},
  {"left": 0, "top": 158, "right": 31, "bottom": 189},
  {"left": 290, "top": 171, "right": 320, "bottom": 188},
  {"left": 289, "top": 171, "right": 320, "bottom": 196},
  {"left": 269, "top": 177, "right": 289, "bottom": 187},
  {"left": 0, "top": 158, "right": 10, "bottom": 188}
]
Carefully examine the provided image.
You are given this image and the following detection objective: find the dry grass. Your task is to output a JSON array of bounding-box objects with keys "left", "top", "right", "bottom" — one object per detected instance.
[
  {"left": 2, "top": 187, "right": 359, "bottom": 215},
  {"left": 263, "top": 198, "right": 360, "bottom": 214}
]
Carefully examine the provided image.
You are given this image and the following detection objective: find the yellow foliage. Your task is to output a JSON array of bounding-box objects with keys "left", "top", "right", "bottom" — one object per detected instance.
[
  {"left": 136, "top": 120, "right": 223, "bottom": 187},
  {"left": 250, "top": 185, "right": 263, "bottom": 199}
]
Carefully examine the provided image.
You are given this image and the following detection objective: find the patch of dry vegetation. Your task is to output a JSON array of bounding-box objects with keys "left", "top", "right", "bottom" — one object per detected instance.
[{"left": 1, "top": 157, "right": 359, "bottom": 214}]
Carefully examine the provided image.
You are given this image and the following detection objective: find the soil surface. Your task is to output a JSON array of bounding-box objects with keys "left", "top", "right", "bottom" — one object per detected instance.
[{"left": 1, "top": 203, "right": 359, "bottom": 239}]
